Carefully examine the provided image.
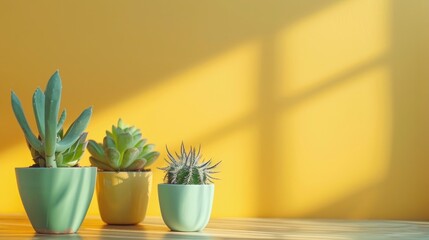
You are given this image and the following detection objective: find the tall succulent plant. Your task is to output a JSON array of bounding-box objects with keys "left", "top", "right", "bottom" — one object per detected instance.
[
  {"left": 87, "top": 119, "right": 160, "bottom": 171},
  {"left": 11, "top": 70, "right": 92, "bottom": 168},
  {"left": 159, "top": 143, "right": 220, "bottom": 185}
]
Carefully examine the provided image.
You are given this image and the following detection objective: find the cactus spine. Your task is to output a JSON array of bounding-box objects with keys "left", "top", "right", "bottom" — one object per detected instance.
[
  {"left": 159, "top": 143, "right": 220, "bottom": 185},
  {"left": 11, "top": 70, "right": 92, "bottom": 168}
]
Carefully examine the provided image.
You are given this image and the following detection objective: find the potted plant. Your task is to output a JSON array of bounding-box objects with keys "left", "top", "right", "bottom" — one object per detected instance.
[
  {"left": 10, "top": 70, "right": 95, "bottom": 234},
  {"left": 158, "top": 143, "right": 220, "bottom": 232},
  {"left": 87, "top": 119, "right": 160, "bottom": 225}
]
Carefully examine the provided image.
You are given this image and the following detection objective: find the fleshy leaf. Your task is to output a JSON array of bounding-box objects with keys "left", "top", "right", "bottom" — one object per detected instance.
[
  {"left": 32, "top": 88, "right": 45, "bottom": 140},
  {"left": 56, "top": 107, "right": 92, "bottom": 152},
  {"left": 103, "top": 135, "right": 116, "bottom": 149},
  {"left": 121, "top": 148, "right": 140, "bottom": 169},
  {"left": 87, "top": 140, "right": 105, "bottom": 161},
  {"left": 141, "top": 151, "right": 159, "bottom": 168},
  {"left": 105, "top": 147, "right": 121, "bottom": 170},
  {"left": 11, "top": 91, "right": 43, "bottom": 152},
  {"left": 124, "top": 158, "right": 147, "bottom": 171},
  {"left": 90, "top": 156, "right": 116, "bottom": 171},
  {"left": 116, "top": 132, "right": 133, "bottom": 154}
]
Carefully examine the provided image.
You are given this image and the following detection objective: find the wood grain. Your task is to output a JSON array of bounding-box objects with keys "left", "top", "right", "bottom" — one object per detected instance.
[{"left": 0, "top": 215, "right": 429, "bottom": 239}]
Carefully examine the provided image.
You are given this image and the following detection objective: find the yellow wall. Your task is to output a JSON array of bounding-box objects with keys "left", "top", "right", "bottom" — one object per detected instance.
[{"left": 1, "top": 0, "right": 429, "bottom": 220}]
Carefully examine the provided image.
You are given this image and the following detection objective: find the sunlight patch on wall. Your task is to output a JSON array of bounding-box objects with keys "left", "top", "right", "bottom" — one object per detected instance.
[
  {"left": 278, "top": 0, "right": 390, "bottom": 98},
  {"left": 280, "top": 65, "right": 392, "bottom": 217}
]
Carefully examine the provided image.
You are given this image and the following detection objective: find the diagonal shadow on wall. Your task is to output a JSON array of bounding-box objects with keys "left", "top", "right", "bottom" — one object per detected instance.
[
  {"left": 295, "top": 0, "right": 429, "bottom": 220},
  {"left": 0, "top": 0, "right": 340, "bottom": 150},
  {"left": 196, "top": 0, "right": 429, "bottom": 220}
]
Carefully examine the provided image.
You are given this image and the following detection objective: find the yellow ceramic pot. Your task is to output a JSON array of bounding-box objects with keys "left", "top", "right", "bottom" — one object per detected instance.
[{"left": 96, "top": 171, "right": 152, "bottom": 225}]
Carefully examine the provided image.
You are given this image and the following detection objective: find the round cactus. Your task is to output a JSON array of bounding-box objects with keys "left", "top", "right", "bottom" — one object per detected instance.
[
  {"left": 87, "top": 119, "right": 159, "bottom": 171},
  {"left": 159, "top": 143, "right": 220, "bottom": 184}
]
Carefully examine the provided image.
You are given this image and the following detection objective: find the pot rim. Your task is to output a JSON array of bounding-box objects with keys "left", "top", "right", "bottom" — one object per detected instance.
[
  {"left": 15, "top": 166, "right": 97, "bottom": 170},
  {"left": 158, "top": 183, "right": 214, "bottom": 186},
  {"left": 97, "top": 170, "right": 152, "bottom": 174},
  {"left": 98, "top": 170, "right": 152, "bottom": 172}
]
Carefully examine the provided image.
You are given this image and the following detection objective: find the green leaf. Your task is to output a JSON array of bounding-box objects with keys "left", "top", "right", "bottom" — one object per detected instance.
[
  {"left": 139, "top": 144, "right": 155, "bottom": 158},
  {"left": 111, "top": 125, "right": 119, "bottom": 139},
  {"left": 115, "top": 127, "right": 125, "bottom": 136},
  {"left": 106, "top": 130, "right": 114, "bottom": 140},
  {"left": 60, "top": 151, "right": 76, "bottom": 166},
  {"left": 57, "top": 107, "right": 92, "bottom": 152},
  {"left": 135, "top": 139, "right": 147, "bottom": 150},
  {"left": 61, "top": 134, "right": 87, "bottom": 166},
  {"left": 117, "top": 118, "right": 126, "bottom": 129},
  {"left": 124, "top": 158, "right": 147, "bottom": 171},
  {"left": 116, "top": 132, "right": 133, "bottom": 154},
  {"left": 105, "top": 147, "right": 121, "bottom": 170},
  {"left": 44, "top": 71, "right": 62, "bottom": 166},
  {"left": 127, "top": 126, "right": 139, "bottom": 135},
  {"left": 90, "top": 156, "right": 115, "bottom": 171},
  {"left": 70, "top": 132, "right": 87, "bottom": 153},
  {"left": 57, "top": 110, "right": 66, "bottom": 134},
  {"left": 56, "top": 152, "right": 67, "bottom": 167},
  {"left": 87, "top": 140, "right": 105, "bottom": 161},
  {"left": 141, "top": 151, "right": 159, "bottom": 168},
  {"left": 120, "top": 147, "right": 140, "bottom": 169},
  {"left": 131, "top": 132, "right": 142, "bottom": 146},
  {"left": 103, "top": 135, "right": 115, "bottom": 149},
  {"left": 76, "top": 141, "right": 88, "bottom": 160},
  {"left": 32, "top": 88, "right": 45, "bottom": 140},
  {"left": 11, "top": 91, "right": 43, "bottom": 152},
  {"left": 57, "top": 128, "right": 64, "bottom": 140}
]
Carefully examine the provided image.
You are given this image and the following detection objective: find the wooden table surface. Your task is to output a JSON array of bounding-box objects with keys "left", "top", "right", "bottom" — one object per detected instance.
[{"left": 1, "top": 215, "right": 429, "bottom": 239}]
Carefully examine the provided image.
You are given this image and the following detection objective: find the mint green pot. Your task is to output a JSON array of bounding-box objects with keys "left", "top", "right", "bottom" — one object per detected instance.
[
  {"left": 158, "top": 184, "right": 214, "bottom": 232},
  {"left": 15, "top": 167, "right": 96, "bottom": 234}
]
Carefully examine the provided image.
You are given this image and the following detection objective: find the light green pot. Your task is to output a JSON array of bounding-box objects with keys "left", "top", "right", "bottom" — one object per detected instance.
[
  {"left": 15, "top": 167, "right": 96, "bottom": 234},
  {"left": 158, "top": 184, "right": 214, "bottom": 232}
]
